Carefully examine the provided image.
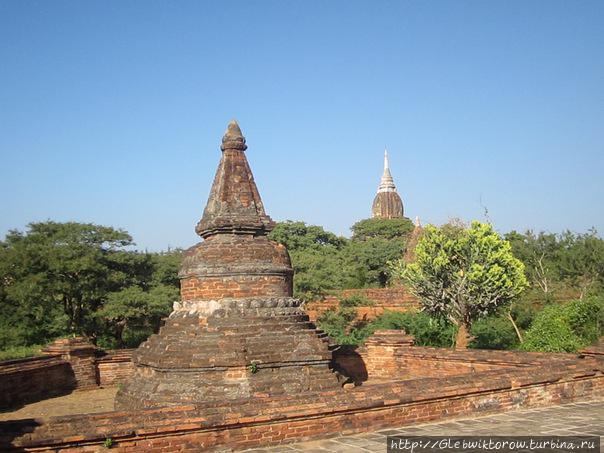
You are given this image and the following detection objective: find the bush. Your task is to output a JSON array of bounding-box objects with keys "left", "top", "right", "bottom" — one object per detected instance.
[
  {"left": 372, "top": 311, "right": 456, "bottom": 347},
  {"left": 316, "top": 308, "right": 361, "bottom": 345},
  {"left": 521, "top": 297, "right": 604, "bottom": 353},
  {"left": 564, "top": 297, "right": 604, "bottom": 344},
  {"left": 0, "top": 344, "right": 43, "bottom": 361},
  {"left": 470, "top": 316, "right": 519, "bottom": 350}
]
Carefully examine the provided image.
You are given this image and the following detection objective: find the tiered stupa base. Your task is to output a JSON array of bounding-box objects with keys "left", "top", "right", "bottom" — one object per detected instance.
[{"left": 115, "top": 297, "right": 339, "bottom": 410}]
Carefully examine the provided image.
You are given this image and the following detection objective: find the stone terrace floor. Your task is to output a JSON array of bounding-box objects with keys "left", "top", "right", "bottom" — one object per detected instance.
[
  {"left": 0, "top": 387, "right": 117, "bottom": 421},
  {"left": 243, "top": 400, "right": 604, "bottom": 452}
]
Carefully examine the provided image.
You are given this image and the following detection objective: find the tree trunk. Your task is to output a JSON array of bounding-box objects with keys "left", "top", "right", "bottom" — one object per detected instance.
[
  {"left": 507, "top": 311, "right": 523, "bottom": 343},
  {"left": 455, "top": 323, "right": 471, "bottom": 349}
]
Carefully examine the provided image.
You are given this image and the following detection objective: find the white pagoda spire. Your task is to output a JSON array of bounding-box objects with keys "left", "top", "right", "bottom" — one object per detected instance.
[{"left": 377, "top": 148, "right": 397, "bottom": 193}]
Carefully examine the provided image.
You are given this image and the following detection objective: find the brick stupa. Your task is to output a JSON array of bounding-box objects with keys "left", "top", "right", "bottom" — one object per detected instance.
[{"left": 115, "top": 121, "right": 339, "bottom": 409}]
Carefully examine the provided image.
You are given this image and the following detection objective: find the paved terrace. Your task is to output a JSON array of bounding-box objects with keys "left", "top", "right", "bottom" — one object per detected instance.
[{"left": 244, "top": 400, "right": 604, "bottom": 452}]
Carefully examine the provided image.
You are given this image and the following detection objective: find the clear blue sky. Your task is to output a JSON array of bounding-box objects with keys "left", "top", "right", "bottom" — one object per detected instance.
[{"left": 1, "top": 1, "right": 603, "bottom": 250}]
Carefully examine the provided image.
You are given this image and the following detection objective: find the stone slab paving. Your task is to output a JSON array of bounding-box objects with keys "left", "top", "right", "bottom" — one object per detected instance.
[
  {"left": 0, "top": 387, "right": 117, "bottom": 421},
  {"left": 244, "top": 400, "right": 604, "bottom": 452}
]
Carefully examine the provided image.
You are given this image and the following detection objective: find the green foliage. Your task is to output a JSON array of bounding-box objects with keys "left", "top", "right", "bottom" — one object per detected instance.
[
  {"left": 521, "top": 297, "right": 604, "bottom": 352},
  {"left": 317, "top": 309, "right": 455, "bottom": 347},
  {"left": 339, "top": 294, "right": 374, "bottom": 308},
  {"left": 350, "top": 218, "right": 414, "bottom": 241},
  {"left": 0, "top": 344, "right": 43, "bottom": 361},
  {"left": 269, "top": 219, "right": 415, "bottom": 298},
  {"left": 564, "top": 297, "right": 604, "bottom": 344},
  {"left": 316, "top": 308, "right": 365, "bottom": 345},
  {"left": 95, "top": 284, "right": 176, "bottom": 348},
  {"left": 347, "top": 218, "right": 414, "bottom": 288},
  {"left": 269, "top": 221, "right": 349, "bottom": 301},
  {"left": 269, "top": 221, "right": 347, "bottom": 251},
  {"left": 398, "top": 221, "right": 528, "bottom": 345},
  {"left": 505, "top": 229, "right": 604, "bottom": 298},
  {"left": 0, "top": 221, "right": 182, "bottom": 351},
  {"left": 103, "top": 437, "right": 114, "bottom": 448},
  {"left": 367, "top": 311, "right": 456, "bottom": 347},
  {"left": 470, "top": 315, "right": 519, "bottom": 350},
  {"left": 248, "top": 361, "right": 259, "bottom": 374}
]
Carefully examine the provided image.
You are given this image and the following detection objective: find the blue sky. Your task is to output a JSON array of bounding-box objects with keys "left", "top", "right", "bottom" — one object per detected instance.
[{"left": 1, "top": 1, "right": 603, "bottom": 250}]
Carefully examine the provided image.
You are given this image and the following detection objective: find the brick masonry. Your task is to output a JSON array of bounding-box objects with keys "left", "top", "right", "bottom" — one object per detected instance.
[
  {"left": 1, "top": 342, "right": 602, "bottom": 451},
  {"left": 114, "top": 121, "right": 341, "bottom": 410},
  {"left": 0, "top": 344, "right": 134, "bottom": 410},
  {"left": 0, "top": 355, "right": 75, "bottom": 409},
  {"left": 305, "top": 287, "right": 420, "bottom": 322},
  {"left": 95, "top": 350, "right": 134, "bottom": 387}
]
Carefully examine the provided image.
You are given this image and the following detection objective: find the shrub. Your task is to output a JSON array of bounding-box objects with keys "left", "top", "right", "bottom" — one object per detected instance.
[
  {"left": 0, "top": 344, "right": 43, "bottom": 361},
  {"left": 316, "top": 308, "right": 359, "bottom": 345},
  {"left": 521, "top": 297, "right": 603, "bottom": 353},
  {"left": 564, "top": 297, "right": 604, "bottom": 344},
  {"left": 359, "top": 311, "right": 456, "bottom": 347}
]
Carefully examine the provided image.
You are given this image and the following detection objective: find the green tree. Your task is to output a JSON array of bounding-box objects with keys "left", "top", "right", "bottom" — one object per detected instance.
[
  {"left": 469, "top": 315, "right": 520, "bottom": 350},
  {"left": 345, "top": 217, "right": 415, "bottom": 287},
  {"left": 0, "top": 222, "right": 182, "bottom": 351},
  {"left": 397, "top": 221, "right": 528, "bottom": 348},
  {"left": 269, "top": 221, "right": 349, "bottom": 300},
  {"left": 95, "top": 285, "right": 176, "bottom": 348},
  {"left": 0, "top": 222, "right": 143, "bottom": 346},
  {"left": 350, "top": 218, "right": 414, "bottom": 241},
  {"left": 505, "top": 229, "right": 604, "bottom": 299}
]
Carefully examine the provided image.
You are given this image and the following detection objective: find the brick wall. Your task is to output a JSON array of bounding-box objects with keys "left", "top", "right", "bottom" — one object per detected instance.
[
  {"left": 2, "top": 355, "right": 602, "bottom": 452},
  {"left": 305, "top": 287, "right": 419, "bottom": 321},
  {"left": 0, "top": 355, "right": 75, "bottom": 409},
  {"left": 333, "top": 331, "right": 580, "bottom": 384},
  {"left": 0, "top": 344, "right": 134, "bottom": 409},
  {"left": 96, "top": 350, "right": 134, "bottom": 386}
]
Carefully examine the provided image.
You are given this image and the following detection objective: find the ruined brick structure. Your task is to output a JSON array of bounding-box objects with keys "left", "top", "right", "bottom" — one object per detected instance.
[
  {"left": 115, "top": 121, "right": 339, "bottom": 409},
  {"left": 371, "top": 149, "right": 404, "bottom": 218},
  {"left": 4, "top": 123, "right": 604, "bottom": 452}
]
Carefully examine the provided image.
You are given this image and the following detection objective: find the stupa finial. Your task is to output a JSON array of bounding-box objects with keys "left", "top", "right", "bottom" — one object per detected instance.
[
  {"left": 196, "top": 120, "right": 274, "bottom": 238},
  {"left": 221, "top": 119, "right": 247, "bottom": 151}
]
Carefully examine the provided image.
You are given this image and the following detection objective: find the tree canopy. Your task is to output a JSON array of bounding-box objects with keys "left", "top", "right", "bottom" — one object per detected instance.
[
  {"left": 268, "top": 218, "right": 416, "bottom": 300},
  {"left": 396, "top": 221, "right": 528, "bottom": 347},
  {"left": 0, "top": 221, "right": 180, "bottom": 349}
]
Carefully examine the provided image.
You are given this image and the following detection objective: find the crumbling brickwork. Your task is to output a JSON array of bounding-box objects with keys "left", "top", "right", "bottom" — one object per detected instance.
[
  {"left": 115, "top": 121, "right": 340, "bottom": 409},
  {"left": 305, "top": 287, "right": 420, "bottom": 321}
]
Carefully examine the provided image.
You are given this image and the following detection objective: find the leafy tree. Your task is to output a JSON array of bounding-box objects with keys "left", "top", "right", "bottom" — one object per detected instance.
[
  {"left": 345, "top": 217, "right": 415, "bottom": 287},
  {"left": 0, "top": 222, "right": 142, "bottom": 346},
  {"left": 0, "top": 222, "right": 182, "bottom": 351},
  {"left": 397, "top": 221, "right": 528, "bottom": 348},
  {"left": 269, "top": 221, "right": 347, "bottom": 251},
  {"left": 366, "top": 311, "right": 456, "bottom": 347},
  {"left": 505, "top": 229, "right": 604, "bottom": 299},
  {"left": 269, "top": 221, "right": 349, "bottom": 300},
  {"left": 95, "top": 285, "right": 176, "bottom": 348},
  {"left": 350, "top": 218, "right": 414, "bottom": 241}
]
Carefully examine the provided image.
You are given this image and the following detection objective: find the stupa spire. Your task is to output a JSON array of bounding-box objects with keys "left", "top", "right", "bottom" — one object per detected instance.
[
  {"left": 377, "top": 148, "right": 397, "bottom": 193},
  {"left": 195, "top": 120, "right": 275, "bottom": 238},
  {"left": 371, "top": 148, "right": 404, "bottom": 219}
]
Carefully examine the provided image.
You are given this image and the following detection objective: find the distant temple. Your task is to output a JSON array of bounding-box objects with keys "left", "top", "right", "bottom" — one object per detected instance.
[{"left": 371, "top": 149, "right": 404, "bottom": 219}]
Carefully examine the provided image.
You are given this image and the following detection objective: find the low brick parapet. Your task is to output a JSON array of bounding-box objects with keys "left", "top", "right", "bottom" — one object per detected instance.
[{"left": 1, "top": 353, "right": 602, "bottom": 452}]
